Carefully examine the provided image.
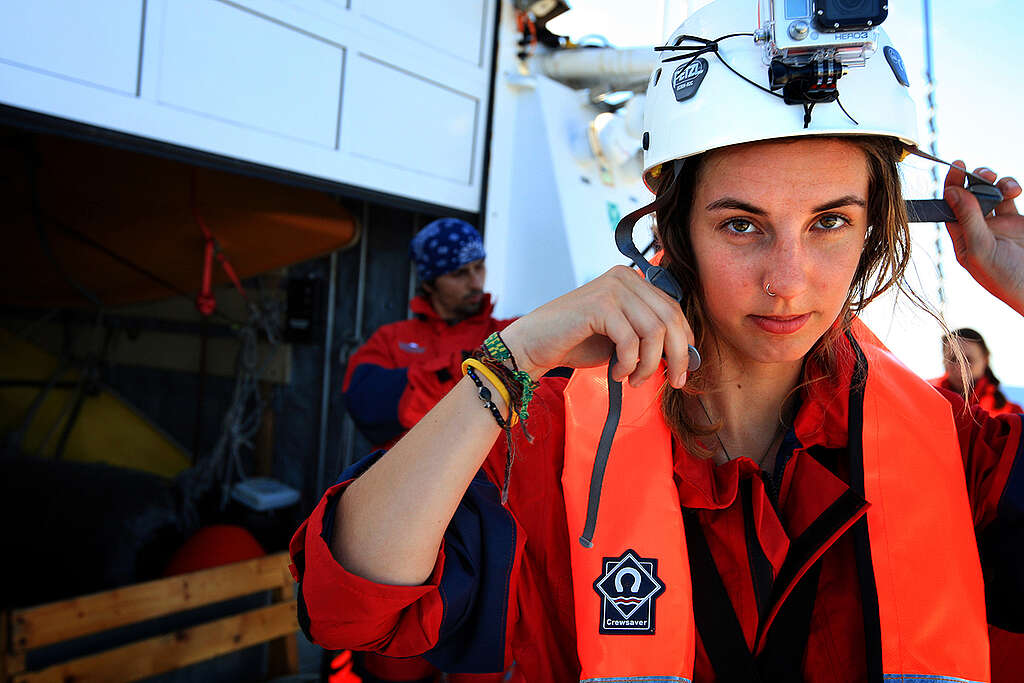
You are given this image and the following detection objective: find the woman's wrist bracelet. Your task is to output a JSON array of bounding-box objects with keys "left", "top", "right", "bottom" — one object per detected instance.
[
  {"left": 464, "top": 366, "right": 508, "bottom": 430},
  {"left": 462, "top": 358, "right": 511, "bottom": 410},
  {"left": 466, "top": 331, "right": 538, "bottom": 506},
  {"left": 482, "top": 331, "right": 539, "bottom": 422}
]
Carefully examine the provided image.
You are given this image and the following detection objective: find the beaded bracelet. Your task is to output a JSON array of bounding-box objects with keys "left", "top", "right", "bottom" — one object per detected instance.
[
  {"left": 465, "top": 365, "right": 517, "bottom": 504},
  {"left": 470, "top": 351, "right": 525, "bottom": 420},
  {"left": 461, "top": 358, "right": 512, "bottom": 415},
  {"left": 464, "top": 366, "right": 508, "bottom": 430}
]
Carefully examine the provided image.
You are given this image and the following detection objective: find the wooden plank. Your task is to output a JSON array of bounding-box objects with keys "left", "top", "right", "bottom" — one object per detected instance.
[
  {"left": 267, "top": 574, "right": 299, "bottom": 676},
  {"left": 13, "top": 601, "right": 298, "bottom": 683},
  {"left": 10, "top": 552, "right": 291, "bottom": 652},
  {"left": 4, "top": 651, "right": 26, "bottom": 677},
  {"left": 4, "top": 651, "right": 26, "bottom": 679},
  {"left": 3, "top": 610, "right": 27, "bottom": 677}
]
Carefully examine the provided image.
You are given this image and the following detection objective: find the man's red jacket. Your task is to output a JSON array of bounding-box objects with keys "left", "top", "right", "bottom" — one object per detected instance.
[{"left": 341, "top": 294, "right": 514, "bottom": 448}]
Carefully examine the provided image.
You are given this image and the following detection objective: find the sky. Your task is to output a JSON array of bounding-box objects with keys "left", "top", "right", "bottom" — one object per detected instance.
[{"left": 547, "top": 0, "right": 1024, "bottom": 387}]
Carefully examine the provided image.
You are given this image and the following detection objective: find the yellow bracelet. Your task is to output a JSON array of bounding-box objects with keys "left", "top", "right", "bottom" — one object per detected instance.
[{"left": 461, "top": 358, "right": 516, "bottom": 424}]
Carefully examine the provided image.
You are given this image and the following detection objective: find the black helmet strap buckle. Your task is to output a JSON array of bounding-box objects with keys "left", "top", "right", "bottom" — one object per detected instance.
[{"left": 903, "top": 145, "right": 1004, "bottom": 221}]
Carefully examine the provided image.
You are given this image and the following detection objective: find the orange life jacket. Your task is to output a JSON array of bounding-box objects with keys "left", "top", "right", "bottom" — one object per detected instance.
[{"left": 562, "top": 323, "right": 989, "bottom": 682}]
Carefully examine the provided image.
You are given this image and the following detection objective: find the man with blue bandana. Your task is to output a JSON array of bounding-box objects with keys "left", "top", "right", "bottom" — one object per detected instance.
[
  {"left": 342, "top": 218, "right": 515, "bottom": 451},
  {"left": 340, "top": 218, "right": 514, "bottom": 682}
]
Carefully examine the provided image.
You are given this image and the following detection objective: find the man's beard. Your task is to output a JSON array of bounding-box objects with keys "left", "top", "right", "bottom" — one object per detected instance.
[{"left": 454, "top": 292, "right": 484, "bottom": 318}]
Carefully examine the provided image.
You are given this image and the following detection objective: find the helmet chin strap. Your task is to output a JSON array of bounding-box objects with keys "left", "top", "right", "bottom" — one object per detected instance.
[
  {"left": 579, "top": 186, "right": 693, "bottom": 549},
  {"left": 614, "top": 190, "right": 681, "bottom": 299}
]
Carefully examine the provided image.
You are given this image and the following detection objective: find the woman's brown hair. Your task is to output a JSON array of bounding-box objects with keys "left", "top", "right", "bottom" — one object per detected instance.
[{"left": 654, "top": 135, "right": 913, "bottom": 454}]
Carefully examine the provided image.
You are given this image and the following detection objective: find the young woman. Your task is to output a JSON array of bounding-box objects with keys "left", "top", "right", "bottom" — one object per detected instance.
[
  {"left": 291, "top": 2, "right": 1024, "bottom": 681},
  {"left": 933, "top": 327, "right": 1024, "bottom": 416}
]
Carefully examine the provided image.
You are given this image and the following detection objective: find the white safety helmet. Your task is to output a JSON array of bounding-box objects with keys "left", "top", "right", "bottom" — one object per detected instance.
[{"left": 641, "top": 0, "right": 918, "bottom": 189}]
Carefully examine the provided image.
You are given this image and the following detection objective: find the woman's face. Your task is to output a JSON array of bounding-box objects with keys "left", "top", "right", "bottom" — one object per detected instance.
[
  {"left": 942, "top": 338, "right": 988, "bottom": 389},
  {"left": 689, "top": 138, "right": 870, "bottom": 368}
]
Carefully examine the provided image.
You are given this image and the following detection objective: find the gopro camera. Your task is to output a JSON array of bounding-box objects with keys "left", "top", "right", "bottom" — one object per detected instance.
[
  {"left": 758, "top": 0, "right": 887, "bottom": 68},
  {"left": 757, "top": 0, "right": 888, "bottom": 105}
]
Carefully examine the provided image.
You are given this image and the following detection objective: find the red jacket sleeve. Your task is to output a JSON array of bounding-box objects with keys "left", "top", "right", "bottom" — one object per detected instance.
[
  {"left": 290, "top": 479, "right": 447, "bottom": 655},
  {"left": 292, "top": 376, "right": 567, "bottom": 672}
]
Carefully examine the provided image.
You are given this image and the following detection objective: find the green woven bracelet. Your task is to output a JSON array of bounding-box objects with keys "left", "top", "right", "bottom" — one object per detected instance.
[
  {"left": 483, "top": 332, "right": 511, "bottom": 363},
  {"left": 484, "top": 332, "right": 538, "bottom": 421},
  {"left": 513, "top": 369, "right": 537, "bottom": 421}
]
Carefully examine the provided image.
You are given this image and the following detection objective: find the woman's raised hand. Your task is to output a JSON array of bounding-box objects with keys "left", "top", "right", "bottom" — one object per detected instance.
[
  {"left": 499, "top": 265, "right": 694, "bottom": 389},
  {"left": 944, "top": 163, "right": 1024, "bottom": 315}
]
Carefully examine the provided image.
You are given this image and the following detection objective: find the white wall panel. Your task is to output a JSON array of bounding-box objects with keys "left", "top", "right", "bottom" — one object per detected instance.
[
  {"left": 156, "top": 0, "right": 343, "bottom": 147},
  {"left": 343, "top": 56, "right": 477, "bottom": 184},
  {"left": 0, "top": 0, "right": 143, "bottom": 94},
  {"left": 0, "top": 0, "right": 497, "bottom": 212},
  {"left": 357, "top": 0, "right": 486, "bottom": 66}
]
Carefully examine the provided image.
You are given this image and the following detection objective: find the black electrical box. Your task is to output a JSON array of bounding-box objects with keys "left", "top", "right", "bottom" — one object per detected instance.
[{"left": 284, "top": 277, "right": 324, "bottom": 345}]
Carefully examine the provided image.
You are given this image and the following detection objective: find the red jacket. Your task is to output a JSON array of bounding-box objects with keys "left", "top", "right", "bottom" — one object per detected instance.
[
  {"left": 931, "top": 373, "right": 1024, "bottom": 683},
  {"left": 342, "top": 294, "right": 515, "bottom": 448},
  {"left": 931, "top": 375, "right": 1024, "bottom": 416},
  {"left": 299, "top": 332, "right": 1024, "bottom": 681}
]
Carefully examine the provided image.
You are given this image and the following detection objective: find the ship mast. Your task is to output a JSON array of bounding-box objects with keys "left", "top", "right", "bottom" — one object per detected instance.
[{"left": 923, "top": 0, "right": 945, "bottom": 314}]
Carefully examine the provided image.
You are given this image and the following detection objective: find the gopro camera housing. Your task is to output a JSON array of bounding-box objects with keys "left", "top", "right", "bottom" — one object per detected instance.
[{"left": 759, "top": 0, "right": 886, "bottom": 68}]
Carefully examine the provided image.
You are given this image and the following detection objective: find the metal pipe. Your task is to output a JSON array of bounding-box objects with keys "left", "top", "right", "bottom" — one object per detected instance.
[
  {"left": 408, "top": 213, "right": 421, "bottom": 311},
  {"left": 355, "top": 203, "right": 369, "bottom": 338},
  {"left": 537, "top": 47, "right": 659, "bottom": 90},
  {"left": 339, "top": 202, "right": 371, "bottom": 472},
  {"left": 314, "top": 250, "right": 338, "bottom": 498},
  {"left": 923, "top": 0, "right": 945, "bottom": 313}
]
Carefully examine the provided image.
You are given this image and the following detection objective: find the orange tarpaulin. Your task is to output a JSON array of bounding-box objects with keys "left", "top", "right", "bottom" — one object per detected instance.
[{"left": 1, "top": 132, "right": 358, "bottom": 307}]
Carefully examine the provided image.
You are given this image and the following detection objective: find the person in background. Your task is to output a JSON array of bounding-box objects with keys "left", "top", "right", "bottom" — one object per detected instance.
[
  {"left": 932, "top": 327, "right": 1023, "bottom": 415},
  {"left": 933, "top": 326, "right": 1024, "bottom": 683},
  {"left": 339, "top": 217, "right": 514, "bottom": 683},
  {"left": 342, "top": 218, "right": 516, "bottom": 450}
]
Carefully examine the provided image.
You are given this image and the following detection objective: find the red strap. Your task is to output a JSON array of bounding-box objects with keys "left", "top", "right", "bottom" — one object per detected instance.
[
  {"left": 191, "top": 172, "right": 248, "bottom": 316},
  {"left": 197, "top": 239, "right": 217, "bottom": 316}
]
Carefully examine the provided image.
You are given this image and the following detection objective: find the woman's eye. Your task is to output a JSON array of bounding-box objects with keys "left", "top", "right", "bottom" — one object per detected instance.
[
  {"left": 723, "top": 218, "right": 758, "bottom": 234},
  {"left": 813, "top": 214, "right": 850, "bottom": 231}
]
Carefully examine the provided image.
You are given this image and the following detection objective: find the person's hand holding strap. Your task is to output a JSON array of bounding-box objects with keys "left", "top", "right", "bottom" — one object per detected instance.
[
  {"left": 944, "top": 162, "right": 1024, "bottom": 315},
  {"left": 499, "top": 265, "right": 695, "bottom": 390}
]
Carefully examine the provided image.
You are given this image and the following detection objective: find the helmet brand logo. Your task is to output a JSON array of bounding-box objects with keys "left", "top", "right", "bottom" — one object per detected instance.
[
  {"left": 671, "top": 57, "right": 709, "bottom": 102},
  {"left": 883, "top": 45, "right": 909, "bottom": 87}
]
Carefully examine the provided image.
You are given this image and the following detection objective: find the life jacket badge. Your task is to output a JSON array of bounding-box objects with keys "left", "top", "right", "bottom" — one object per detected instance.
[{"left": 593, "top": 549, "right": 665, "bottom": 635}]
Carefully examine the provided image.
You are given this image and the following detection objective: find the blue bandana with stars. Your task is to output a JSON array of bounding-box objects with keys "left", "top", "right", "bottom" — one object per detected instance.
[{"left": 410, "top": 218, "right": 486, "bottom": 282}]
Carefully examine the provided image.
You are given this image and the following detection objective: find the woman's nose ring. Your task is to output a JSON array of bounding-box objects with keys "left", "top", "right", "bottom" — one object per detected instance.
[{"left": 765, "top": 281, "right": 777, "bottom": 297}]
